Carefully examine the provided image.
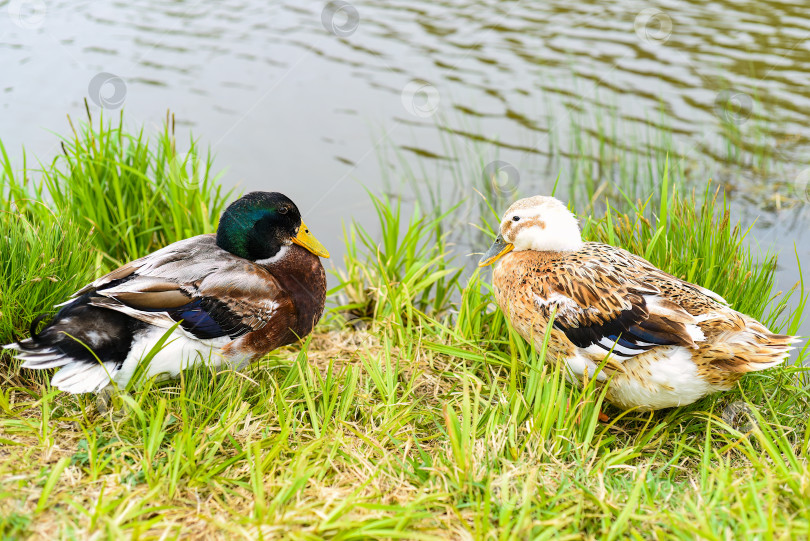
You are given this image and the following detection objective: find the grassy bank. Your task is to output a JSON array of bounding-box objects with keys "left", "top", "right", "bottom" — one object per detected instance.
[{"left": 1, "top": 117, "right": 808, "bottom": 539}]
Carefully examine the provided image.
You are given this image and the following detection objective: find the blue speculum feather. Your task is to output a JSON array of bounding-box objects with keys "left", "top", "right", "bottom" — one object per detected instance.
[
  {"left": 167, "top": 297, "right": 253, "bottom": 339},
  {"left": 624, "top": 328, "right": 673, "bottom": 346},
  {"left": 608, "top": 334, "right": 650, "bottom": 350},
  {"left": 128, "top": 297, "right": 235, "bottom": 339},
  {"left": 173, "top": 303, "right": 227, "bottom": 339}
]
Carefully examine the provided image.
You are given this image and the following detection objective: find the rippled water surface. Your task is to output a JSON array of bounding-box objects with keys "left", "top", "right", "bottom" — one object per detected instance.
[{"left": 1, "top": 0, "right": 809, "bottom": 337}]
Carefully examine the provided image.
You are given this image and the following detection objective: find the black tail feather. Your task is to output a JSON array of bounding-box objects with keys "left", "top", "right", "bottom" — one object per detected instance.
[
  {"left": 25, "top": 297, "right": 146, "bottom": 368},
  {"left": 27, "top": 313, "right": 53, "bottom": 343}
]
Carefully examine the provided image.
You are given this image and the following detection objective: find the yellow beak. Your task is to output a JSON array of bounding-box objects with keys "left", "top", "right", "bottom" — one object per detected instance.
[
  {"left": 478, "top": 234, "right": 514, "bottom": 267},
  {"left": 292, "top": 221, "right": 330, "bottom": 258}
]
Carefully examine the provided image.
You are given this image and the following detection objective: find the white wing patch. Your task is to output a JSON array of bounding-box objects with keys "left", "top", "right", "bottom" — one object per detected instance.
[
  {"left": 534, "top": 292, "right": 579, "bottom": 309},
  {"left": 112, "top": 327, "right": 237, "bottom": 388},
  {"left": 607, "top": 347, "right": 720, "bottom": 410},
  {"left": 564, "top": 350, "right": 609, "bottom": 382}
]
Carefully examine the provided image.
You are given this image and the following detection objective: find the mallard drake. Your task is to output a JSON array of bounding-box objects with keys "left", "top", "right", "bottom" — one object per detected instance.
[
  {"left": 479, "top": 195, "right": 798, "bottom": 412},
  {"left": 4, "top": 191, "right": 329, "bottom": 393}
]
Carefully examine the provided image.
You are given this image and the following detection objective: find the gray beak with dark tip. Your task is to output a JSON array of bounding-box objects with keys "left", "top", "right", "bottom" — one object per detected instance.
[{"left": 479, "top": 234, "right": 515, "bottom": 267}]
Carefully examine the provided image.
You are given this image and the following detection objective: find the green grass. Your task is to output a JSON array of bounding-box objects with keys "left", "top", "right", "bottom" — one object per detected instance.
[
  {"left": 1, "top": 106, "right": 231, "bottom": 266},
  {"left": 0, "top": 119, "right": 808, "bottom": 539},
  {"left": 0, "top": 211, "right": 95, "bottom": 365}
]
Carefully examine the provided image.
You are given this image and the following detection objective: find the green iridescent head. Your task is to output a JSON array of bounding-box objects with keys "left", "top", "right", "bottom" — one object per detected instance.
[{"left": 216, "top": 191, "right": 329, "bottom": 261}]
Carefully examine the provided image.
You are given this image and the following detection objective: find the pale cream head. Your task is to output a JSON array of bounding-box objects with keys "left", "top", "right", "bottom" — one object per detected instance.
[
  {"left": 499, "top": 196, "right": 583, "bottom": 252},
  {"left": 479, "top": 195, "right": 583, "bottom": 267}
]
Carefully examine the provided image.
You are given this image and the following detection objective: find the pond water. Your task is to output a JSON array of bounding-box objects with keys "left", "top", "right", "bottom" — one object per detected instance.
[{"left": 1, "top": 0, "right": 808, "bottom": 340}]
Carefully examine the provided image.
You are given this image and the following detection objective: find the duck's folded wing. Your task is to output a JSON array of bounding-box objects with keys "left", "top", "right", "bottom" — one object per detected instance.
[
  {"left": 71, "top": 235, "right": 221, "bottom": 297},
  {"left": 80, "top": 236, "right": 292, "bottom": 340},
  {"left": 626, "top": 250, "right": 729, "bottom": 306},
  {"left": 90, "top": 268, "right": 290, "bottom": 340},
  {"left": 531, "top": 261, "right": 701, "bottom": 360}
]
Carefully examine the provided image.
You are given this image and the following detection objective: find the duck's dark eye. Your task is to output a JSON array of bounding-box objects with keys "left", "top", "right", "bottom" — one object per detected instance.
[
  {"left": 278, "top": 206, "right": 289, "bottom": 215},
  {"left": 512, "top": 216, "right": 520, "bottom": 222}
]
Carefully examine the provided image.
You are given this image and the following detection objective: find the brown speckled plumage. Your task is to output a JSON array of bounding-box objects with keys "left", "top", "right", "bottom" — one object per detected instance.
[{"left": 486, "top": 196, "right": 798, "bottom": 411}]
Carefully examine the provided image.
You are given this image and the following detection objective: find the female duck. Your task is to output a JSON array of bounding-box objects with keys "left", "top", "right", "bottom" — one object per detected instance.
[
  {"left": 4, "top": 191, "right": 329, "bottom": 393},
  {"left": 479, "top": 195, "right": 797, "bottom": 412}
]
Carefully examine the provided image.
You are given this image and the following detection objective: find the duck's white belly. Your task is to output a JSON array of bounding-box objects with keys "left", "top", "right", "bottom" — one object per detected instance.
[
  {"left": 113, "top": 327, "right": 244, "bottom": 388},
  {"left": 565, "top": 346, "right": 728, "bottom": 411}
]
